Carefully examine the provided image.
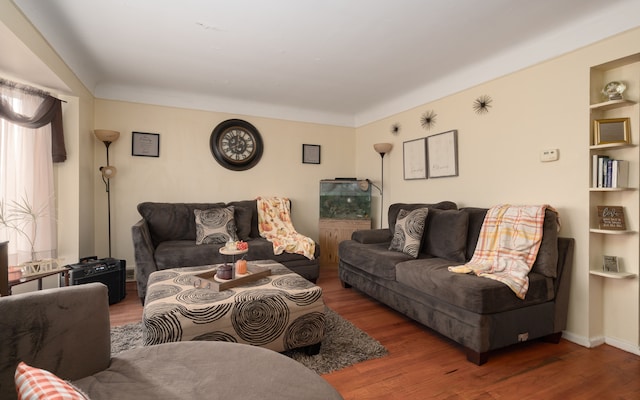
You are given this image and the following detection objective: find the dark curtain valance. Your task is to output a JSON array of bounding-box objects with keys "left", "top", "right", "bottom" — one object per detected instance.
[{"left": 0, "top": 79, "right": 67, "bottom": 162}]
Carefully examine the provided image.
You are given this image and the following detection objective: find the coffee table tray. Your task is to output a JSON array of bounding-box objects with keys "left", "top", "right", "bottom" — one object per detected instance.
[{"left": 195, "top": 265, "right": 271, "bottom": 291}]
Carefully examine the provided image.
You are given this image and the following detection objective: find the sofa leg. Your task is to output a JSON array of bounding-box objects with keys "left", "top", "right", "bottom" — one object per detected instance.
[
  {"left": 340, "top": 280, "right": 352, "bottom": 289},
  {"left": 466, "top": 349, "right": 489, "bottom": 365},
  {"left": 542, "top": 332, "right": 562, "bottom": 344}
]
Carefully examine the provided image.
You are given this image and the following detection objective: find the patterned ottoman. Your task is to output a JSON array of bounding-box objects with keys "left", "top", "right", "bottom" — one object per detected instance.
[{"left": 142, "top": 260, "right": 326, "bottom": 354}]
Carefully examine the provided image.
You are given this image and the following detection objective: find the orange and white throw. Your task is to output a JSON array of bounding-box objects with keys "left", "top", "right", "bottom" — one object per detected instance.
[
  {"left": 448, "top": 204, "right": 556, "bottom": 299},
  {"left": 257, "top": 196, "right": 315, "bottom": 260}
]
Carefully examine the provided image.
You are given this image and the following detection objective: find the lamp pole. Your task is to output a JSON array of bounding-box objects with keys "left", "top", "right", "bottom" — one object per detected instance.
[{"left": 373, "top": 143, "right": 392, "bottom": 229}]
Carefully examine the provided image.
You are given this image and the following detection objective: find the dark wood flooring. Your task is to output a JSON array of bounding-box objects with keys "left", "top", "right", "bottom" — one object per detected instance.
[{"left": 110, "top": 265, "right": 640, "bottom": 399}]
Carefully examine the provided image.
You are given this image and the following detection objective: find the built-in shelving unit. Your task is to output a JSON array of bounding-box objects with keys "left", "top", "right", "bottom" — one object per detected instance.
[{"left": 588, "top": 61, "right": 639, "bottom": 282}]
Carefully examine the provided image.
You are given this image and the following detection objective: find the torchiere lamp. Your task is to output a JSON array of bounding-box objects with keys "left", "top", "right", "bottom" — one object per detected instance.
[
  {"left": 373, "top": 143, "right": 392, "bottom": 229},
  {"left": 94, "top": 129, "right": 120, "bottom": 258}
]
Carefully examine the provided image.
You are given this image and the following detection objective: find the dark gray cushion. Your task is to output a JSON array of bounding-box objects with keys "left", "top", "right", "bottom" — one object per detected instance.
[
  {"left": 531, "top": 209, "right": 559, "bottom": 278},
  {"left": 388, "top": 201, "right": 457, "bottom": 237},
  {"left": 395, "top": 259, "right": 555, "bottom": 314},
  {"left": 389, "top": 208, "right": 429, "bottom": 258},
  {"left": 227, "top": 200, "right": 258, "bottom": 240},
  {"left": 422, "top": 208, "right": 468, "bottom": 263},
  {"left": 339, "top": 241, "right": 412, "bottom": 281},
  {"left": 461, "top": 207, "right": 559, "bottom": 278},
  {"left": 137, "top": 202, "right": 225, "bottom": 245}
]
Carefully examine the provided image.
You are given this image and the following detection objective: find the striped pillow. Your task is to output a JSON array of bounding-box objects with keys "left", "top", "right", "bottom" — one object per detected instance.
[{"left": 14, "top": 362, "right": 89, "bottom": 400}]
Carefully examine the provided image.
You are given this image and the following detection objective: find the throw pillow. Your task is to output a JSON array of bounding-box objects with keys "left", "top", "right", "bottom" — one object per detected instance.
[
  {"left": 389, "top": 208, "right": 429, "bottom": 258},
  {"left": 14, "top": 361, "right": 89, "bottom": 400},
  {"left": 194, "top": 206, "right": 239, "bottom": 245}
]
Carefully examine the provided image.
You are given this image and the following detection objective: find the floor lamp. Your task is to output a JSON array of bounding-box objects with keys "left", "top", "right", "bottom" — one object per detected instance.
[
  {"left": 373, "top": 143, "right": 392, "bottom": 229},
  {"left": 94, "top": 130, "right": 120, "bottom": 258}
]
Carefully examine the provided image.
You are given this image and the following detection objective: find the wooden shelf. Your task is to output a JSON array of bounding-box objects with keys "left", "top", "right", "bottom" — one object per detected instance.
[
  {"left": 589, "top": 187, "right": 634, "bottom": 192},
  {"left": 589, "top": 143, "right": 635, "bottom": 150},
  {"left": 589, "top": 270, "right": 637, "bottom": 279},
  {"left": 590, "top": 99, "right": 636, "bottom": 111},
  {"left": 589, "top": 228, "right": 636, "bottom": 234}
]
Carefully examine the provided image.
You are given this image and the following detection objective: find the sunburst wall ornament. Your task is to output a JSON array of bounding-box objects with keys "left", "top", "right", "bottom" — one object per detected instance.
[
  {"left": 473, "top": 95, "right": 492, "bottom": 114},
  {"left": 390, "top": 123, "right": 401, "bottom": 135},
  {"left": 420, "top": 110, "right": 437, "bottom": 130}
]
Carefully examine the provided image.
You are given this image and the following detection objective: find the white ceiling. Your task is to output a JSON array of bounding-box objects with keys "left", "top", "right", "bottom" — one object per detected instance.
[{"left": 7, "top": 0, "right": 640, "bottom": 126}]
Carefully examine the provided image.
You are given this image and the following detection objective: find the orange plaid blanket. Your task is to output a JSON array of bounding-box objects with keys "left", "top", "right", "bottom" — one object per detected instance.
[
  {"left": 448, "top": 204, "right": 556, "bottom": 299},
  {"left": 257, "top": 196, "right": 315, "bottom": 260}
]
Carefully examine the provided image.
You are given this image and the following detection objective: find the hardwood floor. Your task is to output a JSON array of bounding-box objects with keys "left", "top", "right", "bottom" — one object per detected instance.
[{"left": 110, "top": 266, "right": 640, "bottom": 399}]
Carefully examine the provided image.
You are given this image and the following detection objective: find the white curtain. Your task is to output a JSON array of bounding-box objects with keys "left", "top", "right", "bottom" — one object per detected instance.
[{"left": 0, "top": 87, "right": 57, "bottom": 265}]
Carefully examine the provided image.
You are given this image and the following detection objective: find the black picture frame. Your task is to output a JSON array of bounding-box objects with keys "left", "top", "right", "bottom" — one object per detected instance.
[
  {"left": 302, "top": 144, "right": 321, "bottom": 164},
  {"left": 132, "top": 132, "right": 160, "bottom": 157}
]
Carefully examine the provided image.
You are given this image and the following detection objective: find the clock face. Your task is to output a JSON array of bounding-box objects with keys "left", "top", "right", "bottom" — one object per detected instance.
[{"left": 210, "top": 119, "right": 263, "bottom": 171}]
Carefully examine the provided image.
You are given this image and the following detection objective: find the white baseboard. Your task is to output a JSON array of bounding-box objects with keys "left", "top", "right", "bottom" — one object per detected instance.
[{"left": 562, "top": 331, "right": 639, "bottom": 355}]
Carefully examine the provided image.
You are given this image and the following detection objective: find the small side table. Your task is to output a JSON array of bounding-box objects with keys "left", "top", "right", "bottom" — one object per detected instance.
[{"left": 3, "top": 266, "right": 69, "bottom": 296}]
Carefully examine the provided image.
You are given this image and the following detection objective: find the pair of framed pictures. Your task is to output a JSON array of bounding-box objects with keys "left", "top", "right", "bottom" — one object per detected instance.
[{"left": 403, "top": 130, "right": 458, "bottom": 180}]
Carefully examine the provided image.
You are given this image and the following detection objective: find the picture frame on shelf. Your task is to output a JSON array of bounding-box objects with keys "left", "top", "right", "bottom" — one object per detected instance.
[
  {"left": 302, "top": 144, "right": 321, "bottom": 164},
  {"left": 403, "top": 138, "right": 427, "bottom": 180},
  {"left": 593, "top": 118, "right": 630, "bottom": 145},
  {"left": 603, "top": 255, "right": 619, "bottom": 272},
  {"left": 427, "top": 130, "right": 458, "bottom": 178},
  {"left": 132, "top": 132, "right": 160, "bottom": 157},
  {"left": 597, "top": 205, "right": 626, "bottom": 230}
]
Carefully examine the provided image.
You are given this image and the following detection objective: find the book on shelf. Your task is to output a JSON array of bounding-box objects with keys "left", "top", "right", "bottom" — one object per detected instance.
[{"left": 591, "top": 155, "right": 628, "bottom": 188}]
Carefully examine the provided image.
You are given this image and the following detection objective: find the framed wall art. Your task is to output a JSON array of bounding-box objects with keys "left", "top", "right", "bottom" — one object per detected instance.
[
  {"left": 403, "top": 138, "right": 427, "bottom": 180},
  {"left": 593, "top": 118, "right": 630, "bottom": 145},
  {"left": 427, "top": 130, "right": 458, "bottom": 178},
  {"left": 132, "top": 132, "right": 160, "bottom": 157},
  {"left": 302, "top": 144, "right": 321, "bottom": 164}
]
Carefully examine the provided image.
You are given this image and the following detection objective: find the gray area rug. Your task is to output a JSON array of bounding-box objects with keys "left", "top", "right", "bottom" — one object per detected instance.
[{"left": 111, "top": 308, "right": 387, "bottom": 375}]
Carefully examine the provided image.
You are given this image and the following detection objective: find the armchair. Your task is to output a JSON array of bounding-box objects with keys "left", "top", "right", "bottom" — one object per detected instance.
[{"left": 0, "top": 283, "right": 342, "bottom": 400}]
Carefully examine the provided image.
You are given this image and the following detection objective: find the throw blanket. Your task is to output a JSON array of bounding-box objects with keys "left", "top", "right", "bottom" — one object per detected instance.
[
  {"left": 257, "top": 196, "right": 315, "bottom": 260},
  {"left": 448, "top": 204, "right": 555, "bottom": 299}
]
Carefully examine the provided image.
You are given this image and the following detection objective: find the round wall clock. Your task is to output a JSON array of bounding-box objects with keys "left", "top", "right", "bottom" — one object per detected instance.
[{"left": 210, "top": 119, "right": 263, "bottom": 171}]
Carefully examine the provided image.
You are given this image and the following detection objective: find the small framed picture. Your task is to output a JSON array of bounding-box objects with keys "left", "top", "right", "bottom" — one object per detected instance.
[
  {"left": 132, "top": 132, "right": 160, "bottom": 157},
  {"left": 427, "top": 130, "right": 459, "bottom": 178},
  {"left": 593, "top": 118, "right": 630, "bottom": 145},
  {"left": 302, "top": 144, "right": 321, "bottom": 164},
  {"left": 403, "top": 138, "right": 427, "bottom": 180},
  {"left": 603, "top": 255, "right": 619, "bottom": 272}
]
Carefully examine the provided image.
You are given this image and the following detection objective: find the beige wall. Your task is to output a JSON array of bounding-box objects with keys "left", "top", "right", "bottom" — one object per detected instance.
[
  {"left": 355, "top": 27, "right": 640, "bottom": 353},
  {"left": 93, "top": 100, "right": 354, "bottom": 263},
  {"left": 5, "top": 0, "right": 640, "bottom": 356}
]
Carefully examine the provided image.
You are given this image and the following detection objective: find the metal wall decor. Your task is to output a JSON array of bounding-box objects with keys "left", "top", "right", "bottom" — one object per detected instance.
[
  {"left": 473, "top": 95, "right": 492, "bottom": 114},
  {"left": 420, "top": 110, "right": 437, "bottom": 130},
  {"left": 390, "top": 123, "right": 401, "bottom": 135}
]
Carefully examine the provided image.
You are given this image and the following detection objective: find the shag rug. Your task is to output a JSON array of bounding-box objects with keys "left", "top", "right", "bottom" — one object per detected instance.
[{"left": 111, "top": 308, "right": 387, "bottom": 375}]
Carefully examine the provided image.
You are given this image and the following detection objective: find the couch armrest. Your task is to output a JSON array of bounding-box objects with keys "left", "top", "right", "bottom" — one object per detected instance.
[
  {"left": 132, "top": 218, "right": 158, "bottom": 301},
  {"left": 351, "top": 228, "right": 392, "bottom": 244},
  {"left": 0, "top": 283, "right": 111, "bottom": 398}
]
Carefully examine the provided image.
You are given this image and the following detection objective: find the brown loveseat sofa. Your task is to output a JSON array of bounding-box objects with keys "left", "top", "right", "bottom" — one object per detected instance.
[
  {"left": 0, "top": 283, "right": 342, "bottom": 399},
  {"left": 338, "top": 202, "right": 574, "bottom": 364},
  {"left": 132, "top": 199, "right": 320, "bottom": 302}
]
